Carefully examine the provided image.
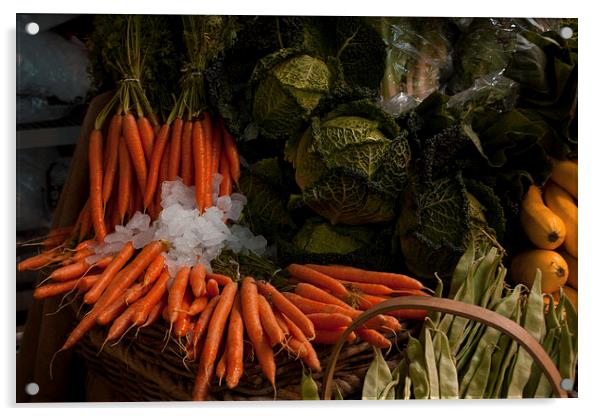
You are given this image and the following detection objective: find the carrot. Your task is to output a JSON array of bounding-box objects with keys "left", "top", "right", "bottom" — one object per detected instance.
[
  {"left": 88, "top": 128, "right": 107, "bottom": 242},
  {"left": 96, "top": 296, "right": 127, "bottom": 326},
  {"left": 257, "top": 294, "right": 285, "bottom": 346},
  {"left": 314, "top": 328, "right": 356, "bottom": 345},
  {"left": 188, "top": 296, "right": 209, "bottom": 316},
  {"left": 355, "top": 328, "right": 391, "bottom": 349},
  {"left": 117, "top": 139, "right": 133, "bottom": 223},
  {"left": 155, "top": 140, "right": 171, "bottom": 211},
  {"left": 78, "top": 200, "right": 92, "bottom": 241},
  {"left": 132, "top": 268, "right": 170, "bottom": 326},
  {"left": 137, "top": 116, "right": 155, "bottom": 163},
  {"left": 225, "top": 294, "right": 244, "bottom": 389},
  {"left": 48, "top": 260, "right": 91, "bottom": 282},
  {"left": 104, "top": 299, "right": 142, "bottom": 344},
  {"left": 273, "top": 309, "right": 290, "bottom": 337},
  {"left": 84, "top": 242, "right": 135, "bottom": 305},
  {"left": 272, "top": 310, "right": 307, "bottom": 358},
  {"left": 211, "top": 118, "right": 222, "bottom": 178},
  {"left": 306, "top": 264, "right": 425, "bottom": 291},
  {"left": 174, "top": 289, "right": 193, "bottom": 337},
  {"left": 294, "top": 282, "right": 351, "bottom": 310},
  {"left": 355, "top": 293, "right": 428, "bottom": 320},
  {"left": 190, "top": 295, "right": 221, "bottom": 354},
  {"left": 62, "top": 248, "right": 93, "bottom": 265},
  {"left": 74, "top": 239, "right": 95, "bottom": 252},
  {"left": 306, "top": 313, "right": 353, "bottom": 330},
  {"left": 180, "top": 120, "right": 194, "bottom": 186},
  {"left": 102, "top": 114, "right": 122, "bottom": 205},
  {"left": 201, "top": 114, "right": 214, "bottom": 209},
  {"left": 167, "top": 117, "right": 184, "bottom": 181},
  {"left": 253, "top": 333, "right": 277, "bottom": 388},
  {"left": 189, "top": 263, "right": 207, "bottom": 297},
  {"left": 240, "top": 277, "right": 263, "bottom": 343},
  {"left": 124, "top": 282, "right": 152, "bottom": 305},
  {"left": 206, "top": 273, "right": 233, "bottom": 286},
  {"left": 256, "top": 281, "right": 315, "bottom": 340},
  {"left": 288, "top": 265, "right": 350, "bottom": 297},
  {"left": 281, "top": 314, "right": 321, "bottom": 372},
  {"left": 193, "top": 281, "right": 238, "bottom": 401},
  {"left": 17, "top": 251, "right": 58, "bottom": 272},
  {"left": 97, "top": 241, "right": 165, "bottom": 312},
  {"left": 215, "top": 351, "right": 227, "bottom": 385},
  {"left": 33, "top": 274, "right": 99, "bottom": 300},
  {"left": 122, "top": 113, "right": 148, "bottom": 192},
  {"left": 89, "top": 255, "right": 114, "bottom": 270},
  {"left": 192, "top": 120, "right": 207, "bottom": 212},
  {"left": 167, "top": 266, "right": 191, "bottom": 323},
  {"left": 142, "top": 254, "right": 165, "bottom": 287},
  {"left": 140, "top": 294, "right": 166, "bottom": 328},
  {"left": 143, "top": 123, "right": 173, "bottom": 208},
  {"left": 218, "top": 152, "right": 232, "bottom": 197},
  {"left": 206, "top": 279, "right": 220, "bottom": 297},
  {"left": 221, "top": 122, "right": 240, "bottom": 184},
  {"left": 338, "top": 280, "right": 419, "bottom": 297}
]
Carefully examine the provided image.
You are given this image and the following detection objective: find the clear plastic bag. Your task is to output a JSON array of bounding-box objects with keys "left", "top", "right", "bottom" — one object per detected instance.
[
  {"left": 447, "top": 71, "right": 519, "bottom": 115},
  {"left": 374, "top": 17, "right": 454, "bottom": 116}
]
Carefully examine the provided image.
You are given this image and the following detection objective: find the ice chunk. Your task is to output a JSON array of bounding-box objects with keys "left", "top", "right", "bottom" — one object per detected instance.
[{"left": 211, "top": 173, "right": 223, "bottom": 206}]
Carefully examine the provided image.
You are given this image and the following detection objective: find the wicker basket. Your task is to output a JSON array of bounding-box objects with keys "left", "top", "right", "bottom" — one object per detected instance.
[{"left": 73, "top": 302, "right": 418, "bottom": 401}]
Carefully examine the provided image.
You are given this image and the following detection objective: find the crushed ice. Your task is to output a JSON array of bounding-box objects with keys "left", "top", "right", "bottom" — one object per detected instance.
[{"left": 89, "top": 177, "right": 267, "bottom": 276}]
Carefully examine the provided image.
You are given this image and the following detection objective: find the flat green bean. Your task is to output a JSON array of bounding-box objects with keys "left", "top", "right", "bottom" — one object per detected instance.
[
  {"left": 407, "top": 336, "right": 429, "bottom": 399},
  {"left": 462, "top": 343, "right": 495, "bottom": 399},
  {"left": 434, "top": 330, "right": 459, "bottom": 399},
  {"left": 362, "top": 347, "right": 392, "bottom": 400}
]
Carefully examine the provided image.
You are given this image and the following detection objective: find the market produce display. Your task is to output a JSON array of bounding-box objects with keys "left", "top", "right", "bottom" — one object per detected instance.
[{"left": 16, "top": 15, "right": 578, "bottom": 402}]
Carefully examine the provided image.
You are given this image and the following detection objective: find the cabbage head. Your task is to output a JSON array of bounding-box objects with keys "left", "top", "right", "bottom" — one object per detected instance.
[
  {"left": 251, "top": 49, "right": 336, "bottom": 140},
  {"left": 286, "top": 100, "right": 411, "bottom": 225}
]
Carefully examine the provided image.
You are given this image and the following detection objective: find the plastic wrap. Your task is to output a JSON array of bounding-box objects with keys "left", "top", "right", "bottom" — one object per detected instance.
[
  {"left": 17, "top": 96, "right": 75, "bottom": 124},
  {"left": 375, "top": 17, "right": 454, "bottom": 116},
  {"left": 447, "top": 18, "right": 518, "bottom": 95},
  {"left": 447, "top": 71, "right": 519, "bottom": 115}
]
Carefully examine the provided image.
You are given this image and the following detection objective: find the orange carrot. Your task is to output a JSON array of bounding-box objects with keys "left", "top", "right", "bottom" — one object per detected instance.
[
  {"left": 188, "top": 296, "right": 209, "bottom": 316},
  {"left": 257, "top": 294, "right": 285, "bottom": 346},
  {"left": 174, "top": 289, "right": 193, "bottom": 337},
  {"left": 78, "top": 200, "right": 92, "bottom": 241},
  {"left": 48, "top": 260, "right": 90, "bottom": 282},
  {"left": 193, "top": 281, "right": 237, "bottom": 401},
  {"left": 241, "top": 277, "right": 263, "bottom": 343},
  {"left": 201, "top": 114, "right": 214, "bottom": 209},
  {"left": 225, "top": 294, "right": 244, "bottom": 389},
  {"left": 17, "top": 251, "right": 58, "bottom": 272},
  {"left": 143, "top": 123, "right": 173, "bottom": 208},
  {"left": 306, "top": 264, "right": 425, "bottom": 291},
  {"left": 155, "top": 140, "right": 171, "bottom": 211},
  {"left": 294, "top": 282, "right": 351, "bottom": 310},
  {"left": 88, "top": 129, "right": 106, "bottom": 241},
  {"left": 206, "top": 279, "right": 220, "bottom": 297},
  {"left": 221, "top": 122, "right": 240, "bottom": 184},
  {"left": 211, "top": 117, "right": 222, "bottom": 177},
  {"left": 124, "top": 282, "right": 152, "bottom": 305},
  {"left": 355, "top": 328, "right": 391, "bottom": 349},
  {"left": 287, "top": 264, "right": 349, "bottom": 297},
  {"left": 104, "top": 299, "right": 143, "bottom": 344},
  {"left": 218, "top": 152, "right": 232, "bottom": 197},
  {"left": 102, "top": 114, "right": 122, "bottom": 205},
  {"left": 84, "top": 242, "right": 135, "bottom": 305},
  {"left": 140, "top": 294, "right": 166, "bottom": 328},
  {"left": 122, "top": 113, "right": 148, "bottom": 192},
  {"left": 284, "top": 292, "right": 354, "bottom": 317},
  {"left": 96, "top": 296, "right": 127, "bottom": 326},
  {"left": 192, "top": 120, "right": 207, "bottom": 212},
  {"left": 281, "top": 314, "right": 321, "bottom": 372},
  {"left": 97, "top": 241, "right": 165, "bottom": 312},
  {"left": 253, "top": 333, "right": 276, "bottom": 388},
  {"left": 117, "top": 139, "right": 133, "bottom": 223},
  {"left": 215, "top": 351, "right": 227, "bottom": 385},
  {"left": 132, "top": 268, "right": 170, "bottom": 326},
  {"left": 167, "top": 266, "right": 191, "bottom": 323},
  {"left": 167, "top": 117, "right": 184, "bottom": 181},
  {"left": 355, "top": 293, "right": 428, "bottom": 320},
  {"left": 33, "top": 274, "right": 99, "bottom": 300},
  {"left": 189, "top": 263, "right": 207, "bottom": 297},
  {"left": 142, "top": 254, "right": 165, "bottom": 287},
  {"left": 190, "top": 295, "right": 221, "bottom": 353},
  {"left": 74, "top": 239, "right": 95, "bottom": 252},
  {"left": 206, "top": 273, "right": 233, "bottom": 286},
  {"left": 256, "top": 281, "right": 315, "bottom": 340},
  {"left": 314, "top": 328, "right": 356, "bottom": 345},
  {"left": 137, "top": 116, "right": 155, "bottom": 163},
  {"left": 306, "top": 313, "right": 353, "bottom": 330},
  {"left": 180, "top": 120, "right": 194, "bottom": 186},
  {"left": 338, "top": 279, "right": 423, "bottom": 297}
]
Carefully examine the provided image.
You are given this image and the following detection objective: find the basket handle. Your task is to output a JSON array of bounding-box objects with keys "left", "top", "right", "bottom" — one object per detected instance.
[{"left": 321, "top": 296, "right": 568, "bottom": 399}]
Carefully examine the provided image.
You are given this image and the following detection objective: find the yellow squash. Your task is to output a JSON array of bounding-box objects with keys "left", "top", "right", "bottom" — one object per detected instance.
[
  {"left": 510, "top": 249, "right": 569, "bottom": 294},
  {"left": 520, "top": 185, "right": 566, "bottom": 250},
  {"left": 544, "top": 182, "right": 578, "bottom": 258},
  {"left": 550, "top": 158, "right": 578, "bottom": 199},
  {"left": 559, "top": 250, "right": 578, "bottom": 289}
]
